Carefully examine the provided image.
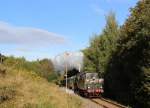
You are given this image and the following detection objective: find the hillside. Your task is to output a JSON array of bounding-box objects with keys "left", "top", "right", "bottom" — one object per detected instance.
[{"left": 0, "top": 59, "right": 82, "bottom": 108}]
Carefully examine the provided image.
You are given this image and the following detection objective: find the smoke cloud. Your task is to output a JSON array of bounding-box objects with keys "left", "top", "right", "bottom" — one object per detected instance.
[{"left": 53, "top": 51, "right": 84, "bottom": 74}]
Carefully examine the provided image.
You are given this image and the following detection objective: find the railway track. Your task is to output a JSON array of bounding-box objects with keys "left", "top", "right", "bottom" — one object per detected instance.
[{"left": 91, "top": 98, "right": 127, "bottom": 108}]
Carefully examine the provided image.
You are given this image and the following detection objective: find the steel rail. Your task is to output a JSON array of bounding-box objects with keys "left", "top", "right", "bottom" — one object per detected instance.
[{"left": 91, "top": 98, "right": 127, "bottom": 108}]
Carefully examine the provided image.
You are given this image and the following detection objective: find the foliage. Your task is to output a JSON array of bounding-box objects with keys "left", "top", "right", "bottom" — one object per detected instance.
[
  {"left": 83, "top": 12, "right": 120, "bottom": 76},
  {"left": 3, "top": 56, "right": 57, "bottom": 82},
  {"left": 104, "top": 0, "right": 150, "bottom": 107},
  {"left": 84, "top": 0, "right": 150, "bottom": 107}
]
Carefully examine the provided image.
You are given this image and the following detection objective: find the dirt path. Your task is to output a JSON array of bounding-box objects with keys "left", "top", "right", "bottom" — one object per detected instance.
[{"left": 81, "top": 98, "right": 103, "bottom": 108}]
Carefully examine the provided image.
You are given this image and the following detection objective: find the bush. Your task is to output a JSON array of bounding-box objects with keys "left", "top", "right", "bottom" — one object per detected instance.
[{"left": 3, "top": 56, "right": 57, "bottom": 82}]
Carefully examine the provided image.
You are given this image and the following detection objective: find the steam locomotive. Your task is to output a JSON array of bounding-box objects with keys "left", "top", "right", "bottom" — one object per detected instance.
[{"left": 61, "top": 72, "right": 104, "bottom": 97}]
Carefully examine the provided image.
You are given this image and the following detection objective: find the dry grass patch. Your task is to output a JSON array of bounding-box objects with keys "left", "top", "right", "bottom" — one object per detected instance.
[{"left": 0, "top": 65, "right": 82, "bottom": 108}]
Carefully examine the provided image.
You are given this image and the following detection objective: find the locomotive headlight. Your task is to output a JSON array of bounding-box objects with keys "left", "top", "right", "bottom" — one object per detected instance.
[
  {"left": 99, "top": 79, "right": 104, "bottom": 82},
  {"left": 86, "top": 79, "right": 89, "bottom": 82},
  {"left": 99, "top": 79, "right": 104, "bottom": 83},
  {"left": 88, "top": 86, "right": 90, "bottom": 89}
]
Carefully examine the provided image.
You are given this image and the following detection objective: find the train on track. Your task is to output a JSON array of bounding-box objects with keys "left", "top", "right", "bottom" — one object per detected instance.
[{"left": 60, "top": 72, "right": 104, "bottom": 97}]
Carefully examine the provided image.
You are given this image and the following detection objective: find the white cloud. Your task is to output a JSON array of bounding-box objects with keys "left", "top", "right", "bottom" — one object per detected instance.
[
  {"left": 90, "top": 4, "right": 106, "bottom": 15},
  {"left": 0, "top": 21, "right": 66, "bottom": 46},
  {"left": 15, "top": 48, "right": 31, "bottom": 53},
  {"left": 105, "top": 0, "right": 130, "bottom": 3}
]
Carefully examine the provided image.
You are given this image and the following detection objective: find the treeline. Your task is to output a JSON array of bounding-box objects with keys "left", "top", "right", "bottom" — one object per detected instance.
[
  {"left": 83, "top": 0, "right": 150, "bottom": 108},
  {"left": 1, "top": 55, "right": 58, "bottom": 82}
]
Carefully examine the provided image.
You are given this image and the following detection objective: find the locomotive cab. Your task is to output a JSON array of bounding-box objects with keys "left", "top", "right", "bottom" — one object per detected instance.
[{"left": 85, "top": 73, "right": 104, "bottom": 97}]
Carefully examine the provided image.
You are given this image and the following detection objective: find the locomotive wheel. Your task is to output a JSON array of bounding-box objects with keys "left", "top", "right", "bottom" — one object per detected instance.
[
  {"left": 84, "top": 92, "right": 89, "bottom": 98},
  {"left": 74, "top": 88, "right": 79, "bottom": 94}
]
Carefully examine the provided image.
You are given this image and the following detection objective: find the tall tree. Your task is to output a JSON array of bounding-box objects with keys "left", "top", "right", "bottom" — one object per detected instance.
[
  {"left": 83, "top": 12, "right": 120, "bottom": 76},
  {"left": 105, "top": 0, "right": 150, "bottom": 107}
]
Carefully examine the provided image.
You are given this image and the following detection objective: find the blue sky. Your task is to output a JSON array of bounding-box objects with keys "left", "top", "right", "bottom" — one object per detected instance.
[{"left": 0, "top": 0, "right": 138, "bottom": 60}]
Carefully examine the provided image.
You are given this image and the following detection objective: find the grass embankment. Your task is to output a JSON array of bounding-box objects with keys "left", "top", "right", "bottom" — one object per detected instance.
[{"left": 0, "top": 64, "right": 82, "bottom": 108}]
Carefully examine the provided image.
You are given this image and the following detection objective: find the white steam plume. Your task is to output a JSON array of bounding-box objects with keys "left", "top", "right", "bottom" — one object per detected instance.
[{"left": 53, "top": 51, "right": 84, "bottom": 74}]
